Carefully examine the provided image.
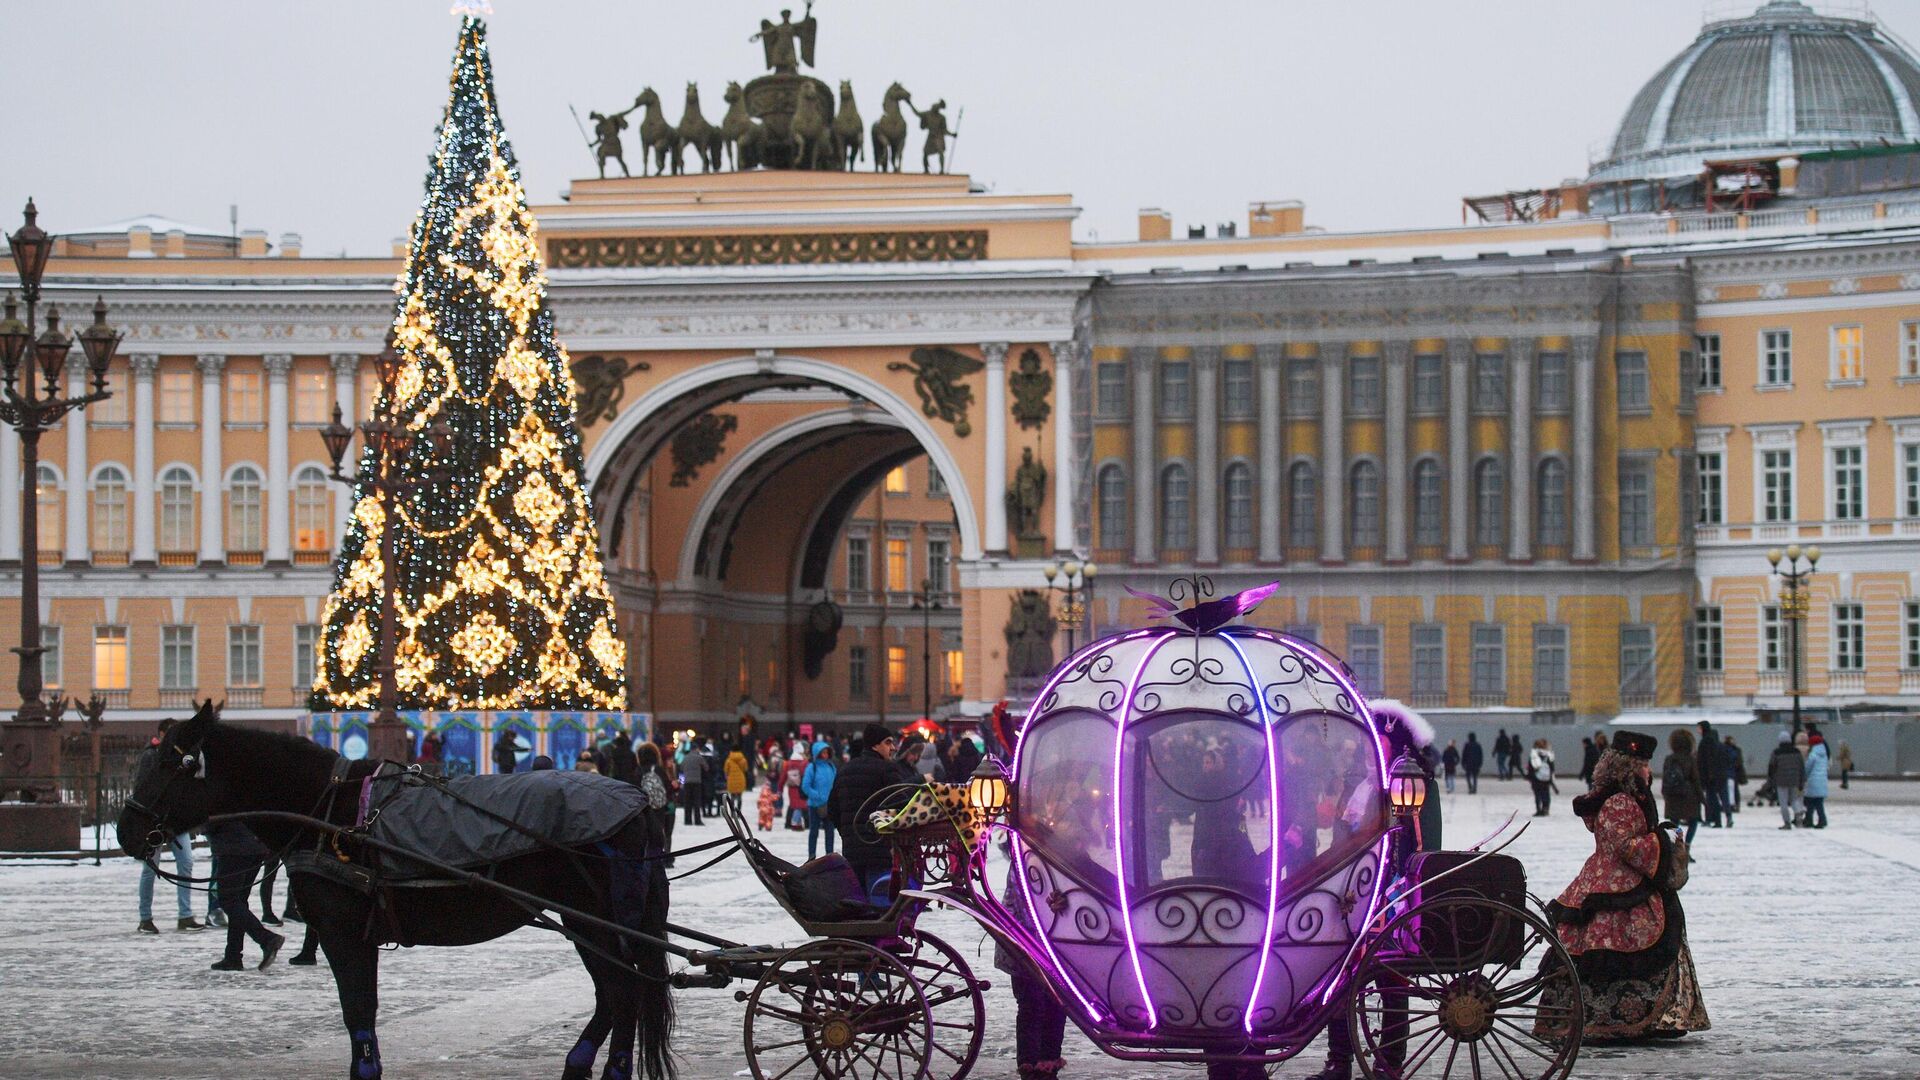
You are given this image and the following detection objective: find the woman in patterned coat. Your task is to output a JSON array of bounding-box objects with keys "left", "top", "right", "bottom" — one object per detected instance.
[{"left": 1541, "top": 730, "right": 1710, "bottom": 1041}]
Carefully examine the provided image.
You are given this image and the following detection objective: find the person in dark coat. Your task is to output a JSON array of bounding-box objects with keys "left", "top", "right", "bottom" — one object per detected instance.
[
  {"left": 1662, "top": 729, "right": 1703, "bottom": 845},
  {"left": 607, "top": 732, "right": 638, "bottom": 784},
  {"left": 1440, "top": 740, "right": 1460, "bottom": 794},
  {"left": 1461, "top": 733, "right": 1484, "bottom": 794},
  {"left": 825, "top": 723, "right": 916, "bottom": 902},
  {"left": 1766, "top": 730, "right": 1805, "bottom": 829},
  {"left": 1578, "top": 737, "right": 1599, "bottom": 786},
  {"left": 204, "top": 820, "right": 285, "bottom": 971},
  {"left": 492, "top": 728, "right": 523, "bottom": 775},
  {"left": 1695, "top": 721, "right": 1727, "bottom": 827},
  {"left": 1493, "top": 730, "right": 1513, "bottom": 781}
]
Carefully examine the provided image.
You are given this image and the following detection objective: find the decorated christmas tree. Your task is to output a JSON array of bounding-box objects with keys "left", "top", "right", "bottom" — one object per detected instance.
[{"left": 313, "top": 18, "right": 626, "bottom": 712}]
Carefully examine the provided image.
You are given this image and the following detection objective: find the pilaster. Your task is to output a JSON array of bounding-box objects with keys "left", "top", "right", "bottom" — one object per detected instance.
[
  {"left": 197, "top": 354, "right": 226, "bottom": 564},
  {"left": 1130, "top": 348, "right": 1157, "bottom": 565},
  {"left": 1446, "top": 339, "right": 1471, "bottom": 563},
  {"left": 1319, "top": 343, "right": 1346, "bottom": 564},
  {"left": 1383, "top": 341, "right": 1411, "bottom": 564},
  {"left": 1193, "top": 346, "right": 1221, "bottom": 565},
  {"left": 264, "top": 353, "right": 292, "bottom": 564},
  {"left": 129, "top": 353, "right": 160, "bottom": 564},
  {"left": 1508, "top": 338, "right": 1535, "bottom": 563},
  {"left": 1571, "top": 336, "right": 1598, "bottom": 562},
  {"left": 64, "top": 356, "right": 90, "bottom": 564},
  {"left": 1255, "top": 345, "right": 1285, "bottom": 565}
]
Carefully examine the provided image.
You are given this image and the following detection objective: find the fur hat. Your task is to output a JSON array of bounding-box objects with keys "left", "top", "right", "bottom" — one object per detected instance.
[
  {"left": 1368, "top": 700, "right": 1435, "bottom": 754},
  {"left": 1611, "top": 730, "right": 1657, "bottom": 761},
  {"left": 862, "top": 722, "right": 896, "bottom": 750}
]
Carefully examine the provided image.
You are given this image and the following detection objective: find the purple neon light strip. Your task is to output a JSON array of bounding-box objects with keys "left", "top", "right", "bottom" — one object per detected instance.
[
  {"left": 1217, "top": 632, "right": 1283, "bottom": 1035},
  {"left": 1111, "top": 629, "right": 1178, "bottom": 1031}
]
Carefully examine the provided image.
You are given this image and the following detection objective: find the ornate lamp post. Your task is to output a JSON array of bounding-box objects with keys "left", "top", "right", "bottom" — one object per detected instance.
[
  {"left": 1041, "top": 559, "right": 1097, "bottom": 654},
  {"left": 1767, "top": 543, "right": 1820, "bottom": 735},
  {"left": 319, "top": 339, "right": 450, "bottom": 764},
  {"left": 1, "top": 200, "right": 120, "bottom": 805},
  {"left": 908, "top": 578, "right": 942, "bottom": 723}
]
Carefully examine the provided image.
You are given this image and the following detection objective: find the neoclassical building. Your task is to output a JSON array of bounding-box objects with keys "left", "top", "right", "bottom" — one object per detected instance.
[{"left": 3, "top": 0, "right": 1918, "bottom": 736}]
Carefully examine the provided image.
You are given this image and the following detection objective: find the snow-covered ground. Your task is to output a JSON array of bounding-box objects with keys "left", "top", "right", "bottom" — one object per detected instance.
[{"left": 2, "top": 780, "right": 1918, "bottom": 1079}]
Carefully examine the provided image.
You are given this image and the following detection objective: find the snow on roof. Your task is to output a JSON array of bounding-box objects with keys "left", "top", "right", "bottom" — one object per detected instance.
[
  {"left": 64, "top": 214, "right": 231, "bottom": 238},
  {"left": 1609, "top": 708, "right": 1759, "bottom": 726}
]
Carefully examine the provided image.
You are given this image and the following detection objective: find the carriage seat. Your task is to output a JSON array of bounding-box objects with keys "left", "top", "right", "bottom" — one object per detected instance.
[{"left": 783, "top": 853, "right": 880, "bottom": 922}]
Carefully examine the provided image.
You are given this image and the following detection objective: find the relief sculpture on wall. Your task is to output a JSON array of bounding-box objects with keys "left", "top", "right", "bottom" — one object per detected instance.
[{"left": 888, "top": 345, "right": 983, "bottom": 437}]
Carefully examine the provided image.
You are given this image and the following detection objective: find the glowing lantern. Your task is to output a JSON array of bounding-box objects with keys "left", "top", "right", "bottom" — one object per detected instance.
[
  {"left": 1388, "top": 749, "right": 1428, "bottom": 817},
  {"left": 968, "top": 755, "right": 1010, "bottom": 822}
]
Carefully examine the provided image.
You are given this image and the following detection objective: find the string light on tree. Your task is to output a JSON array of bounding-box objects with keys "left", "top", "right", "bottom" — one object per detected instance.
[{"left": 313, "top": 16, "right": 625, "bottom": 713}]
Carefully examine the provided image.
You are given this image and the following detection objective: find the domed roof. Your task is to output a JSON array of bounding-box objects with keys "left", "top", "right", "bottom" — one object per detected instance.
[{"left": 1590, "top": 2, "right": 1920, "bottom": 183}]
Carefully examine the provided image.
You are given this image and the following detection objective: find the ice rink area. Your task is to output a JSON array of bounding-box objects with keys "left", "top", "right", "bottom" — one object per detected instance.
[{"left": 3, "top": 779, "right": 1918, "bottom": 1079}]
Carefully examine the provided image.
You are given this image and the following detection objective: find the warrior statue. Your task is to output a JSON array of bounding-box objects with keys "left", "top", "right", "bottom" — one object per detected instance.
[
  {"left": 910, "top": 98, "right": 958, "bottom": 174},
  {"left": 1004, "top": 590, "right": 1057, "bottom": 680},
  {"left": 751, "top": 3, "right": 817, "bottom": 75},
  {"left": 588, "top": 100, "right": 638, "bottom": 179},
  {"left": 1005, "top": 446, "right": 1048, "bottom": 540}
]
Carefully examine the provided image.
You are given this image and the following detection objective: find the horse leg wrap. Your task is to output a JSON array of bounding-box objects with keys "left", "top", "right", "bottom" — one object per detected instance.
[
  {"left": 350, "top": 1030, "right": 382, "bottom": 1079},
  {"left": 600, "top": 1048, "right": 632, "bottom": 1080},
  {"left": 561, "top": 1036, "right": 598, "bottom": 1079}
]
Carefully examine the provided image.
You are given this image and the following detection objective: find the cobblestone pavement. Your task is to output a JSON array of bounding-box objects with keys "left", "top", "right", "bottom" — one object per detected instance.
[{"left": 3, "top": 780, "right": 1917, "bottom": 1079}]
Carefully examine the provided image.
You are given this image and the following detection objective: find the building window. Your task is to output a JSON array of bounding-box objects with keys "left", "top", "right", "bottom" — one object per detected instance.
[
  {"left": 1350, "top": 461, "right": 1381, "bottom": 549},
  {"left": 1762, "top": 449, "right": 1794, "bottom": 522},
  {"left": 295, "top": 624, "right": 320, "bottom": 693},
  {"left": 294, "top": 465, "right": 330, "bottom": 552},
  {"left": 91, "top": 369, "right": 127, "bottom": 425},
  {"left": 1904, "top": 442, "right": 1920, "bottom": 519},
  {"left": 1284, "top": 623, "right": 1320, "bottom": 645},
  {"left": 1160, "top": 463, "right": 1191, "bottom": 550},
  {"left": 1223, "top": 463, "right": 1254, "bottom": 549},
  {"left": 161, "top": 625, "right": 196, "bottom": 691},
  {"left": 1348, "top": 357, "right": 1382, "bottom": 414},
  {"left": 1620, "top": 625, "right": 1655, "bottom": 705},
  {"left": 1470, "top": 624, "right": 1505, "bottom": 700},
  {"left": 1287, "top": 462, "right": 1317, "bottom": 549},
  {"left": 1833, "top": 604, "right": 1865, "bottom": 672},
  {"left": 91, "top": 466, "right": 128, "bottom": 553},
  {"left": 886, "top": 645, "right": 908, "bottom": 697},
  {"left": 1158, "top": 361, "right": 1191, "bottom": 417},
  {"left": 229, "top": 625, "right": 263, "bottom": 689},
  {"left": 945, "top": 648, "right": 964, "bottom": 698},
  {"left": 1693, "top": 607, "right": 1723, "bottom": 673},
  {"left": 845, "top": 536, "right": 869, "bottom": 592},
  {"left": 1906, "top": 602, "right": 1920, "bottom": 670},
  {"left": 292, "top": 368, "right": 331, "bottom": 424},
  {"left": 1096, "top": 362, "right": 1127, "bottom": 418},
  {"left": 228, "top": 465, "right": 263, "bottom": 552},
  {"left": 1411, "top": 624, "right": 1445, "bottom": 699},
  {"left": 1536, "top": 351, "right": 1569, "bottom": 411},
  {"left": 847, "top": 645, "right": 870, "bottom": 697},
  {"left": 158, "top": 369, "right": 195, "bottom": 425},
  {"left": 1097, "top": 465, "right": 1127, "bottom": 549},
  {"left": 1696, "top": 334, "right": 1721, "bottom": 389},
  {"left": 1615, "top": 351, "right": 1650, "bottom": 411},
  {"left": 1830, "top": 445, "right": 1863, "bottom": 521},
  {"left": 1761, "top": 329, "right": 1792, "bottom": 386},
  {"left": 94, "top": 626, "right": 129, "bottom": 691},
  {"left": 1618, "top": 459, "right": 1653, "bottom": 548},
  {"left": 1347, "top": 625, "right": 1383, "bottom": 696},
  {"left": 1679, "top": 451, "right": 1698, "bottom": 533},
  {"left": 885, "top": 537, "right": 910, "bottom": 592},
  {"left": 1474, "top": 458, "right": 1504, "bottom": 549},
  {"left": 40, "top": 626, "right": 61, "bottom": 692},
  {"left": 1696, "top": 452, "right": 1723, "bottom": 525},
  {"left": 1761, "top": 605, "right": 1784, "bottom": 672},
  {"left": 159, "top": 466, "right": 195, "bottom": 553},
  {"left": 1533, "top": 625, "right": 1569, "bottom": 696},
  {"left": 227, "top": 369, "right": 263, "bottom": 425},
  {"left": 884, "top": 465, "right": 908, "bottom": 496},
  {"left": 1413, "top": 459, "right": 1444, "bottom": 547},
  {"left": 34, "top": 463, "right": 61, "bottom": 554},
  {"left": 1286, "top": 357, "right": 1318, "bottom": 416},
  {"left": 1472, "top": 353, "right": 1506, "bottom": 413},
  {"left": 1902, "top": 320, "right": 1920, "bottom": 378},
  {"left": 1413, "top": 354, "right": 1444, "bottom": 412},
  {"left": 925, "top": 463, "right": 947, "bottom": 499},
  {"left": 1830, "top": 325, "right": 1864, "bottom": 382},
  {"left": 926, "top": 538, "right": 950, "bottom": 592},
  {"left": 1537, "top": 459, "right": 1568, "bottom": 546},
  {"left": 1223, "top": 359, "right": 1254, "bottom": 418}
]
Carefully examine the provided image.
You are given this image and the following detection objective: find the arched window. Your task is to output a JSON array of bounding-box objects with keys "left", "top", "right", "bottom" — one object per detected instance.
[
  {"left": 1288, "top": 462, "right": 1317, "bottom": 549},
  {"left": 228, "top": 466, "right": 262, "bottom": 553},
  {"left": 1537, "top": 459, "right": 1569, "bottom": 547},
  {"left": 92, "top": 466, "right": 128, "bottom": 553},
  {"left": 1097, "top": 464, "right": 1127, "bottom": 550},
  {"left": 1223, "top": 463, "right": 1254, "bottom": 550},
  {"left": 1160, "top": 463, "right": 1191, "bottom": 551},
  {"left": 159, "top": 466, "right": 195, "bottom": 553},
  {"left": 34, "top": 464, "right": 61, "bottom": 555},
  {"left": 294, "top": 465, "right": 331, "bottom": 553},
  {"left": 1349, "top": 461, "right": 1381, "bottom": 549},
  {"left": 1474, "top": 458, "right": 1505, "bottom": 549},
  {"left": 1413, "top": 460, "right": 1443, "bottom": 547}
]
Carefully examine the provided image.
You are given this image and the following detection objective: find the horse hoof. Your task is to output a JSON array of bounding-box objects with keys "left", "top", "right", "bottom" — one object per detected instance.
[{"left": 561, "top": 1069, "right": 592, "bottom": 1080}]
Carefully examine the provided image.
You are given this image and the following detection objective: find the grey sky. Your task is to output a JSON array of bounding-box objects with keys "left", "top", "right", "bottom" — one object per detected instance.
[{"left": 9, "top": 1, "right": 1920, "bottom": 256}]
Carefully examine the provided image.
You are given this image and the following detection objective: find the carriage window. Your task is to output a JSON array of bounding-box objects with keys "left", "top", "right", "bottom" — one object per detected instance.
[
  {"left": 1016, "top": 709, "right": 1119, "bottom": 882},
  {"left": 1126, "top": 711, "right": 1272, "bottom": 893}
]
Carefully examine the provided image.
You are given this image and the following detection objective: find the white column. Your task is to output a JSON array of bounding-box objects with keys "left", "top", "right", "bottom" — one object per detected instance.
[
  {"left": 130, "top": 353, "right": 159, "bottom": 563},
  {"left": 331, "top": 353, "right": 360, "bottom": 553},
  {"left": 1130, "top": 348, "right": 1157, "bottom": 565},
  {"left": 1256, "top": 345, "right": 1283, "bottom": 564},
  {"left": 1508, "top": 339, "right": 1534, "bottom": 563},
  {"left": 65, "top": 357, "right": 89, "bottom": 564},
  {"left": 1384, "top": 341, "right": 1411, "bottom": 564},
  {"left": 981, "top": 342, "right": 1009, "bottom": 556},
  {"left": 0, "top": 406, "right": 18, "bottom": 563},
  {"left": 1319, "top": 343, "right": 1346, "bottom": 564},
  {"left": 197, "top": 354, "right": 225, "bottom": 563},
  {"left": 1572, "top": 337, "right": 1598, "bottom": 563},
  {"left": 1194, "top": 347, "right": 1221, "bottom": 565},
  {"left": 1446, "top": 339, "right": 1471, "bottom": 563},
  {"left": 265, "top": 353, "right": 292, "bottom": 563},
  {"left": 1047, "top": 340, "right": 1075, "bottom": 555}
]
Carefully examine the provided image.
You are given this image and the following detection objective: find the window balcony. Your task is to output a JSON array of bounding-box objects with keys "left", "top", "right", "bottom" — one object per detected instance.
[
  {"left": 1620, "top": 691, "right": 1657, "bottom": 711},
  {"left": 158, "top": 551, "right": 197, "bottom": 568},
  {"left": 293, "top": 549, "right": 332, "bottom": 566},
  {"left": 91, "top": 551, "right": 129, "bottom": 567},
  {"left": 37, "top": 549, "right": 62, "bottom": 567},
  {"left": 1469, "top": 690, "right": 1507, "bottom": 708},
  {"left": 1827, "top": 671, "right": 1865, "bottom": 696},
  {"left": 1756, "top": 672, "right": 1787, "bottom": 694},
  {"left": 224, "top": 687, "right": 264, "bottom": 708},
  {"left": 227, "top": 550, "right": 264, "bottom": 567},
  {"left": 1409, "top": 691, "right": 1449, "bottom": 710},
  {"left": 1695, "top": 672, "right": 1724, "bottom": 697},
  {"left": 158, "top": 688, "right": 198, "bottom": 710},
  {"left": 1531, "top": 691, "right": 1571, "bottom": 710},
  {"left": 94, "top": 688, "right": 129, "bottom": 709},
  {"left": 1901, "top": 671, "right": 1920, "bottom": 695}
]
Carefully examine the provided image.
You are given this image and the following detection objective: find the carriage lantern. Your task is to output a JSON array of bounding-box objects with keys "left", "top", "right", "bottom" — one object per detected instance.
[
  {"left": 966, "top": 755, "right": 1010, "bottom": 822},
  {"left": 1387, "top": 749, "right": 1428, "bottom": 817}
]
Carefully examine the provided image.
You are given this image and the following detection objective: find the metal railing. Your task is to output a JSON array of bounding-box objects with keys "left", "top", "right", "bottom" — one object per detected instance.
[
  {"left": 224, "top": 687, "right": 264, "bottom": 708},
  {"left": 1611, "top": 194, "right": 1920, "bottom": 248},
  {"left": 157, "top": 688, "right": 197, "bottom": 709}
]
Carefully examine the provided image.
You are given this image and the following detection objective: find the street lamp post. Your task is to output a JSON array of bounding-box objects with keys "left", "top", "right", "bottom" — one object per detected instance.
[
  {"left": 1767, "top": 543, "right": 1820, "bottom": 735},
  {"left": 909, "top": 578, "right": 942, "bottom": 724},
  {"left": 320, "top": 340, "right": 450, "bottom": 765},
  {"left": 1, "top": 200, "right": 121, "bottom": 802},
  {"left": 1041, "top": 559, "right": 1098, "bottom": 655}
]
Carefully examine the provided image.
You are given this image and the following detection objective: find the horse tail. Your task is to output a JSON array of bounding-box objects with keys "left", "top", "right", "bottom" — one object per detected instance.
[{"left": 636, "top": 859, "right": 676, "bottom": 1080}]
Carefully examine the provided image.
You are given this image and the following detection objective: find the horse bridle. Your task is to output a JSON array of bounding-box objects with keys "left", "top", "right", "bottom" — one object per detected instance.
[{"left": 124, "top": 732, "right": 209, "bottom": 856}]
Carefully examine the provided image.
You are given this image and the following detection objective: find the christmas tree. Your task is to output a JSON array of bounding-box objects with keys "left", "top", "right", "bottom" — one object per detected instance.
[{"left": 313, "top": 18, "right": 626, "bottom": 712}]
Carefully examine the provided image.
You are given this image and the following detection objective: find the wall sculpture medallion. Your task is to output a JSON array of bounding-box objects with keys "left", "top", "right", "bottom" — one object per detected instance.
[
  {"left": 1009, "top": 347, "right": 1052, "bottom": 430},
  {"left": 888, "top": 346, "right": 983, "bottom": 437},
  {"left": 669, "top": 412, "right": 740, "bottom": 487}
]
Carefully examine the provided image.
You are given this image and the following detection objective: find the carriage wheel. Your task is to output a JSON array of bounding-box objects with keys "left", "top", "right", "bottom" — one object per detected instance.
[
  {"left": 743, "top": 938, "right": 934, "bottom": 1080},
  {"left": 1348, "top": 896, "right": 1582, "bottom": 1080},
  {"left": 901, "top": 930, "right": 986, "bottom": 1080}
]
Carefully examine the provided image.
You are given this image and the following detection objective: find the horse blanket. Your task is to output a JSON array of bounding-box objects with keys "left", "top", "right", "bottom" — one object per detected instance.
[{"left": 363, "top": 768, "right": 647, "bottom": 882}]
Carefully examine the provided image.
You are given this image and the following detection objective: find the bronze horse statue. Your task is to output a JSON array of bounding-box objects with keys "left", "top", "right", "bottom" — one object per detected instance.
[
  {"left": 718, "top": 81, "right": 764, "bottom": 170},
  {"left": 673, "top": 83, "right": 722, "bottom": 175},
  {"left": 633, "top": 87, "right": 677, "bottom": 177},
  {"left": 832, "top": 79, "right": 864, "bottom": 171},
  {"left": 871, "top": 82, "right": 911, "bottom": 173},
  {"left": 789, "top": 81, "right": 834, "bottom": 171}
]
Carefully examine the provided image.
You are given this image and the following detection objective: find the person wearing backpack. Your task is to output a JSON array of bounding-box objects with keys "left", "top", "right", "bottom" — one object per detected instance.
[
  {"left": 1527, "top": 738, "right": 1557, "bottom": 816},
  {"left": 799, "top": 740, "right": 838, "bottom": 860}
]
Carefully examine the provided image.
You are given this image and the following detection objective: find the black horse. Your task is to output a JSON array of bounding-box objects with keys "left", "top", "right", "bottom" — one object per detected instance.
[{"left": 117, "top": 702, "right": 675, "bottom": 1080}]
